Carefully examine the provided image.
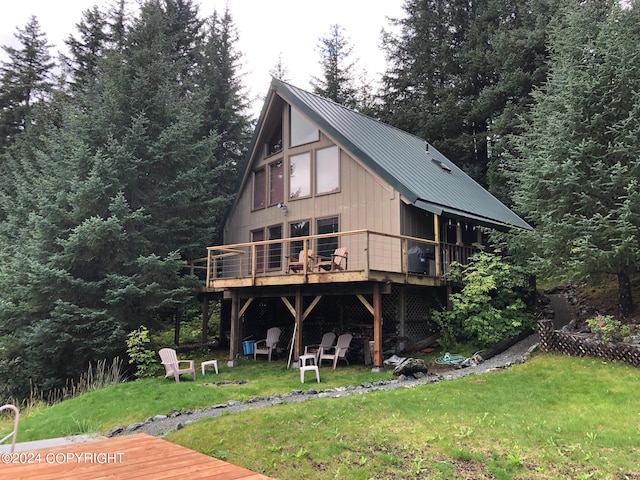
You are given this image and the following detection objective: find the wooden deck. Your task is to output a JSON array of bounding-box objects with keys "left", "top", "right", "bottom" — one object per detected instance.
[
  {"left": 1, "top": 433, "right": 272, "bottom": 479},
  {"left": 192, "top": 229, "right": 474, "bottom": 291}
]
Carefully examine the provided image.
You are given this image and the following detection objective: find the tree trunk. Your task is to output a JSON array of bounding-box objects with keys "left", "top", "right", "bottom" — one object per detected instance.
[
  {"left": 617, "top": 272, "right": 634, "bottom": 318},
  {"left": 174, "top": 309, "right": 182, "bottom": 346}
]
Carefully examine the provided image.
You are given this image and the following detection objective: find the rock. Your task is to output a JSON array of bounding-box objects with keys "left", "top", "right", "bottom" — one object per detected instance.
[
  {"left": 124, "top": 422, "right": 144, "bottom": 433},
  {"left": 106, "top": 426, "right": 123, "bottom": 437},
  {"left": 393, "top": 358, "right": 428, "bottom": 376}
]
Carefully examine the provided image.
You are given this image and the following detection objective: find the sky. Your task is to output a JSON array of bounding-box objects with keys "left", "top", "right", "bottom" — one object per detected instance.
[{"left": 1, "top": 0, "right": 406, "bottom": 117}]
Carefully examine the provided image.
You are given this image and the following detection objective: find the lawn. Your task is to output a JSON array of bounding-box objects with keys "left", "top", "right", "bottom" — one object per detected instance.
[{"left": 4, "top": 353, "right": 640, "bottom": 479}]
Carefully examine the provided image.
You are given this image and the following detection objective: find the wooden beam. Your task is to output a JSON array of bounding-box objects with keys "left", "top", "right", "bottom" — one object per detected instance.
[
  {"left": 373, "top": 283, "right": 383, "bottom": 368},
  {"left": 356, "top": 294, "right": 374, "bottom": 315},
  {"left": 280, "top": 296, "right": 296, "bottom": 317},
  {"left": 434, "top": 215, "right": 441, "bottom": 277},
  {"left": 303, "top": 295, "right": 322, "bottom": 321},
  {"left": 238, "top": 297, "right": 254, "bottom": 318},
  {"left": 294, "top": 288, "right": 303, "bottom": 359}
]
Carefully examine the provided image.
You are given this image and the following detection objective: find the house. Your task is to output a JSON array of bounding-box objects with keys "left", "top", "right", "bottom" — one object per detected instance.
[{"left": 200, "top": 78, "right": 531, "bottom": 369}]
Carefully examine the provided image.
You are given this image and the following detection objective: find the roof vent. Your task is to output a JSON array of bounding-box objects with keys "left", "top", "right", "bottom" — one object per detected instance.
[{"left": 431, "top": 158, "right": 452, "bottom": 173}]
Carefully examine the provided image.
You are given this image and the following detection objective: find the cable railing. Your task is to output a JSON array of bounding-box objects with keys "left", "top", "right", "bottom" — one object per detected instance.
[{"left": 198, "top": 230, "right": 477, "bottom": 289}]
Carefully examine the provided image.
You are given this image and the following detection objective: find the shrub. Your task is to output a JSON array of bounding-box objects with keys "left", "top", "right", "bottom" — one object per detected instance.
[
  {"left": 586, "top": 314, "right": 631, "bottom": 343},
  {"left": 126, "top": 326, "right": 158, "bottom": 378},
  {"left": 431, "top": 249, "right": 534, "bottom": 349}
]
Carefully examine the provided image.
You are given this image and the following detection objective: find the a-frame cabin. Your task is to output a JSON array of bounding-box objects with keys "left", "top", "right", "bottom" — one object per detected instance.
[{"left": 201, "top": 78, "right": 530, "bottom": 369}]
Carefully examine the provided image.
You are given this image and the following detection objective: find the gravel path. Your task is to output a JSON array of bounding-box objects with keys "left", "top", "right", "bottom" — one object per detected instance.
[{"left": 110, "top": 333, "right": 540, "bottom": 439}]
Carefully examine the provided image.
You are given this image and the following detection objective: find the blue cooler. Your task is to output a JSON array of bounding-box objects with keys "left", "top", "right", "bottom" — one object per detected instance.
[{"left": 242, "top": 340, "right": 255, "bottom": 355}]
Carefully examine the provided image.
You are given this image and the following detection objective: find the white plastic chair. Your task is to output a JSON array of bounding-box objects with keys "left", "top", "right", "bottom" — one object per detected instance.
[
  {"left": 304, "top": 332, "right": 336, "bottom": 363},
  {"left": 159, "top": 348, "right": 196, "bottom": 382},
  {"left": 318, "top": 333, "right": 353, "bottom": 369},
  {"left": 254, "top": 327, "right": 282, "bottom": 362},
  {"left": 0, "top": 404, "right": 19, "bottom": 452}
]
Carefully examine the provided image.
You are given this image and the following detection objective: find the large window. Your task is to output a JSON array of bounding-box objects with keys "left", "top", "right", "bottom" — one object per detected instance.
[
  {"left": 267, "top": 225, "right": 282, "bottom": 269},
  {"left": 316, "top": 217, "right": 339, "bottom": 258},
  {"left": 289, "top": 152, "right": 311, "bottom": 199},
  {"left": 290, "top": 106, "right": 319, "bottom": 147},
  {"left": 289, "top": 220, "right": 310, "bottom": 256},
  {"left": 316, "top": 145, "right": 340, "bottom": 194},
  {"left": 252, "top": 167, "right": 266, "bottom": 209},
  {"left": 269, "top": 160, "right": 284, "bottom": 205}
]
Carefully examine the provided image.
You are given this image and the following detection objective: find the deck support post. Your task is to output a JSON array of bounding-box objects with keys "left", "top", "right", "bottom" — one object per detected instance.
[
  {"left": 373, "top": 283, "right": 383, "bottom": 370},
  {"left": 294, "top": 288, "right": 303, "bottom": 359},
  {"left": 228, "top": 292, "right": 240, "bottom": 367}
]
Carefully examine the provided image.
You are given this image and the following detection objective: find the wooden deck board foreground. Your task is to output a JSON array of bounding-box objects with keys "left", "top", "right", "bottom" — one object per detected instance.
[{"left": 0, "top": 433, "right": 272, "bottom": 480}]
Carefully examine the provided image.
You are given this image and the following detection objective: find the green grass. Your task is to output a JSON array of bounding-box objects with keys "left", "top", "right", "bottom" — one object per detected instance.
[
  {"left": 168, "top": 355, "right": 640, "bottom": 480},
  {"left": 4, "top": 353, "right": 640, "bottom": 479},
  {"left": 9, "top": 354, "right": 394, "bottom": 441}
]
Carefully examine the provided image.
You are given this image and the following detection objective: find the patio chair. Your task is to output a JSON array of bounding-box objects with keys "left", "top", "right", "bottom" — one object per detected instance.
[
  {"left": 286, "top": 249, "right": 314, "bottom": 273},
  {"left": 318, "top": 333, "right": 353, "bottom": 369},
  {"left": 254, "top": 327, "right": 281, "bottom": 362},
  {"left": 159, "top": 348, "right": 196, "bottom": 382},
  {"left": 304, "top": 332, "right": 336, "bottom": 363},
  {"left": 0, "top": 404, "right": 19, "bottom": 452},
  {"left": 316, "top": 247, "right": 348, "bottom": 272}
]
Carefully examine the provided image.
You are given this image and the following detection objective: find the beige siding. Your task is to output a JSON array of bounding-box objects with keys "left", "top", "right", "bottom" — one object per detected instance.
[{"left": 224, "top": 101, "right": 404, "bottom": 271}]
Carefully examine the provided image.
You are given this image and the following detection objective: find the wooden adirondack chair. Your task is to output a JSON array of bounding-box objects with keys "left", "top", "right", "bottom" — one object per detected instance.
[
  {"left": 304, "top": 332, "right": 336, "bottom": 363},
  {"left": 159, "top": 348, "right": 196, "bottom": 382},
  {"left": 0, "top": 404, "right": 19, "bottom": 452},
  {"left": 286, "top": 249, "right": 314, "bottom": 273},
  {"left": 254, "top": 327, "right": 282, "bottom": 362},
  {"left": 318, "top": 333, "right": 353, "bottom": 369},
  {"left": 316, "top": 247, "right": 348, "bottom": 271}
]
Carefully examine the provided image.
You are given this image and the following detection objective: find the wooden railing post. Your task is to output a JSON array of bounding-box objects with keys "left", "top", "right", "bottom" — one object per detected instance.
[
  {"left": 365, "top": 231, "right": 370, "bottom": 278},
  {"left": 401, "top": 238, "right": 408, "bottom": 277},
  {"left": 251, "top": 244, "right": 256, "bottom": 285}
]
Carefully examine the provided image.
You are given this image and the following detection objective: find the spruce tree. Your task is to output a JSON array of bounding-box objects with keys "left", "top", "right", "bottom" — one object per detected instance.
[
  {"left": 512, "top": 0, "right": 640, "bottom": 317},
  {"left": 379, "top": 0, "right": 555, "bottom": 189},
  {"left": 0, "top": 16, "right": 55, "bottom": 152},
  {"left": 0, "top": 0, "right": 248, "bottom": 399},
  {"left": 310, "top": 24, "right": 359, "bottom": 108}
]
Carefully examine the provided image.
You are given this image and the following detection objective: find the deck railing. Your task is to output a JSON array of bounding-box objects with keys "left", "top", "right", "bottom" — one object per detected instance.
[{"left": 195, "top": 230, "right": 477, "bottom": 288}]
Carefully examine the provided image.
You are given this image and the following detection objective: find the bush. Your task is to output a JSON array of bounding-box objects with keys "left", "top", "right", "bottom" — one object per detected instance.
[
  {"left": 586, "top": 314, "right": 631, "bottom": 343},
  {"left": 431, "top": 250, "right": 534, "bottom": 349},
  {"left": 126, "top": 326, "right": 158, "bottom": 378}
]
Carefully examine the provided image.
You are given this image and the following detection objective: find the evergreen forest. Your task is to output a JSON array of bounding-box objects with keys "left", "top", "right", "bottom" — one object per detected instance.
[{"left": 1, "top": 0, "right": 638, "bottom": 401}]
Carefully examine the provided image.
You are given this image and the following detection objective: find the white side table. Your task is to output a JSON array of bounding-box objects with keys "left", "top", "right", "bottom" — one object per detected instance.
[{"left": 201, "top": 360, "right": 219, "bottom": 376}]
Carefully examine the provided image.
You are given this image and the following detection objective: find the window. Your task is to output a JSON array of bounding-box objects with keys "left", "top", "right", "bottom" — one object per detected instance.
[
  {"left": 252, "top": 167, "right": 266, "bottom": 209},
  {"left": 266, "top": 118, "right": 283, "bottom": 156},
  {"left": 316, "top": 146, "right": 340, "bottom": 194},
  {"left": 289, "top": 152, "right": 311, "bottom": 199},
  {"left": 316, "top": 217, "right": 339, "bottom": 258},
  {"left": 289, "top": 220, "right": 310, "bottom": 256},
  {"left": 267, "top": 225, "right": 282, "bottom": 269},
  {"left": 251, "top": 229, "right": 265, "bottom": 273},
  {"left": 290, "top": 106, "right": 319, "bottom": 147},
  {"left": 269, "top": 160, "right": 284, "bottom": 205}
]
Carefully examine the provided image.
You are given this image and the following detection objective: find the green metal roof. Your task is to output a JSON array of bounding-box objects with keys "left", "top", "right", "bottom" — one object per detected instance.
[{"left": 256, "top": 79, "right": 531, "bottom": 231}]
